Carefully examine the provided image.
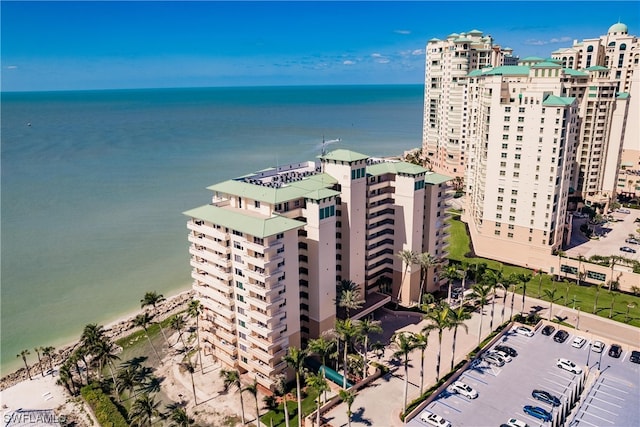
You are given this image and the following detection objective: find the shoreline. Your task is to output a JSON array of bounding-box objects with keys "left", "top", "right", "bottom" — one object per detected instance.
[{"left": 0, "top": 289, "right": 194, "bottom": 391}]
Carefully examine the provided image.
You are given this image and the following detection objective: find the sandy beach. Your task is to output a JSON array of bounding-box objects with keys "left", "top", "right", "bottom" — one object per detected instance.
[{"left": 0, "top": 289, "right": 260, "bottom": 426}]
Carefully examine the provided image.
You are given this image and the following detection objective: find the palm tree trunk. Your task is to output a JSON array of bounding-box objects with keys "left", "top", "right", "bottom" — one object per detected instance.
[
  {"left": 316, "top": 396, "right": 321, "bottom": 427},
  {"left": 295, "top": 373, "right": 302, "bottom": 427},
  {"left": 420, "top": 349, "right": 425, "bottom": 396},
  {"left": 490, "top": 297, "right": 496, "bottom": 331},
  {"left": 343, "top": 340, "right": 348, "bottom": 388},
  {"left": 477, "top": 314, "right": 484, "bottom": 345},
  {"left": 189, "top": 370, "right": 197, "bottom": 405},
  {"left": 403, "top": 356, "right": 409, "bottom": 412},
  {"left": 362, "top": 336, "right": 369, "bottom": 380},
  {"left": 255, "top": 395, "right": 261, "bottom": 427},
  {"left": 108, "top": 363, "right": 120, "bottom": 403},
  {"left": 283, "top": 393, "right": 290, "bottom": 427},
  {"left": 196, "top": 318, "right": 203, "bottom": 374},
  {"left": 451, "top": 327, "right": 458, "bottom": 371},
  {"left": 144, "top": 330, "right": 162, "bottom": 364},
  {"left": 436, "top": 333, "right": 442, "bottom": 381}
]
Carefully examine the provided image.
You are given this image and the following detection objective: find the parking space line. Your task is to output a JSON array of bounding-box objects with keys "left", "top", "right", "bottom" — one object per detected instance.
[
  {"left": 580, "top": 410, "right": 616, "bottom": 424},
  {"left": 601, "top": 376, "right": 632, "bottom": 390},
  {"left": 460, "top": 373, "right": 488, "bottom": 385},
  {"left": 572, "top": 416, "right": 602, "bottom": 427},
  {"left": 593, "top": 388, "right": 626, "bottom": 401},
  {"left": 432, "top": 400, "right": 462, "bottom": 413},
  {"left": 583, "top": 401, "right": 619, "bottom": 416},
  {"left": 588, "top": 394, "right": 622, "bottom": 408},
  {"left": 543, "top": 377, "right": 573, "bottom": 390}
]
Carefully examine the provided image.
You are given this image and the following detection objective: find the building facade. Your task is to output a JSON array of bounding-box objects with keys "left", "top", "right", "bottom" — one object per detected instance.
[
  {"left": 185, "top": 149, "right": 451, "bottom": 389},
  {"left": 422, "top": 30, "right": 515, "bottom": 177}
]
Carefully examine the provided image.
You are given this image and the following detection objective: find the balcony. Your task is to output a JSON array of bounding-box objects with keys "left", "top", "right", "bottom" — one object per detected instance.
[
  {"left": 194, "top": 281, "right": 233, "bottom": 307},
  {"left": 187, "top": 221, "right": 227, "bottom": 241},
  {"left": 189, "top": 247, "right": 231, "bottom": 269},
  {"left": 215, "top": 348, "right": 238, "bottom": 367},
  {"left": 247, "top": 332, "right": 288, "bottom": 353},
  {"left": 216, "top": 327, "right": 238, "bottom": 345},
  {"left": 190, "top": 259, "right": 233, "bottom": 282},
  {"left": 188, "top": 233, "right": 230, "bottom": 255}
]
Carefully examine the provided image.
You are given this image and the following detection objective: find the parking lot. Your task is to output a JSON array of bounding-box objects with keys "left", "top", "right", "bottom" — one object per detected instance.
[
  {"left": 408, "top": 323, "right": 640, "bottom": 427},
  {"left": 566, "top": 210, "right": 639, "bottom": 261}
]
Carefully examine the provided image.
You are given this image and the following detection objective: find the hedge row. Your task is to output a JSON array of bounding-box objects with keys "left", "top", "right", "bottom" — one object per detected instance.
[{"left": 81, "top": 383, "right": 129, "bottom": 427}]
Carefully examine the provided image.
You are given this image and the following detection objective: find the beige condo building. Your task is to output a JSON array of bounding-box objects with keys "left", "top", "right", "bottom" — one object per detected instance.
[
  {"left": 552, "top": 22, "right": 639, "bottom": 203},
  {"left": 422, "top": 30, "right": 516, "bottom": 177},
  {"left": 184, "top": 149, "right": 451, "bottom": 390}
]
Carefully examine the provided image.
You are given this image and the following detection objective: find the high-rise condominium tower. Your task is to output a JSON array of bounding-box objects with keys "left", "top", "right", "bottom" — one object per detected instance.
[
  {"left": 422, "top": 30, "right": 516, "bottom": 177},
  {"left": 185, "top": 149, "right": 451, "bottom": 390}
]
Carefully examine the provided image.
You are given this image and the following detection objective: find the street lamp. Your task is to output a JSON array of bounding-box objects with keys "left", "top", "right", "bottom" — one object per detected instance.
[
  {"left": 598, "top": 347, "right": 604, "bottom": 371},
  {"left": 576, "top": 307, "right": 581, "bottom": 331},
  {"left": 587, "top": 343, "right": 592, "bottom": 366}
]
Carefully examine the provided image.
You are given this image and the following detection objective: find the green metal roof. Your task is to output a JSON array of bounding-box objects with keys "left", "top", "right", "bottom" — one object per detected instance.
[
  {"left": 447, "top": 33, "right": 459, "bottom": 38},
  {"left": 483, "top": 66, "right": 530, "bottom": 76},
  {"left": 531, "top": 61, "right": 562, "bottom": 68},
  {"left": 617, "top": 92, "right": 630, "bottom": 99},
  {"left": 468, "top": 29, "right": 483, "bottom": 35},
  {"left": 319, "top": 149, "right": 369, "bottom": 163},
  {"left": 454, "top": 37, "right": 472, "bottom": 43},
  {"left": 542, "top": 95, "right": 576, "bottom": 107},
  {"left": 586, "top": 65, "right": 609, "bottom": 71},
  {"left": 207, "top": 173, "right": 337, "bottom": 204},
  {"left": 366, "top": 161, "right": 428, "bottom": 177},
  {"left": 424, "top": 172, "right": 452, "bottom": 185},
  {"left": 468, "top": 69, "right": 484, "bottom": 77},
  {"left": 183, "top": 205, "right": 305, "bottom": 238},
  {"left": 428, "top": 38, "right": 441, "bottom": 43},
  {"left": 304, "top": 188, "right": 341, "bottom": 201},
  {"left": 562, "top": 68, "right": 588, "bottom": 77},
  {"left": 520, "top": 56, "right": 545, "bottom": 61}
]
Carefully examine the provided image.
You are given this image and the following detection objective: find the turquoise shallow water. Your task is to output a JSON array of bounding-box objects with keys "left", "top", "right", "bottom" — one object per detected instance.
[{"left": 0, "top": 85, "right": 423, "bottom": 374}]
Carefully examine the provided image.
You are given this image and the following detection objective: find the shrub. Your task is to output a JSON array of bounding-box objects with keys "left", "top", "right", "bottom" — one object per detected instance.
[{"left": 80, "top": 383, "right": 128, "bottom": 427}]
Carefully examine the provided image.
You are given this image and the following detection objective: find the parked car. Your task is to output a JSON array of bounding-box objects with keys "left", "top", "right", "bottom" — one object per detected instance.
[
  {"left": 625, "top": 238, "right": 639, "bottom": 245},
  {"left": 553, "top": 329, "right": 569, "bottom": 343},
  {"left": 506, "top": 419, "right": 528, "bottom": 427},
  {"left": 447, "top": 380, "right": 478, "bottom": 399},
  {"left": 557, "top": 358, "right": 583, "bottom": 374},
  {"left": 617, "top": 208, "right": 631, "bottom": 214},
  {"left": 572, "top": 336, "right": 586, "bottom": 348},
  {"left": 513, "top": 326, "right": 534, "bottom": 337},
  {"left": 483, "top": 353, "right": 506, "bottom": 367},
  {"left": 541, "top": 325, "right": 555, "bottom": 336},
  {"left": 420, "top": 409, "right": 452, "bottom": 427},
  {"left": 630, "top": 350, "right": 640, "bottom": 364},
  {"left": 523, "top": 405, "right": 552, "bottom": 422},
  {"left": 592, "top": 341, "right": 605, "bottom": 353},
  {"left": 489, "top": 349, "right": 512, "bottom": 363},
  {"left": 495, "top": 345, "right": 518, "bottom": 357},
  {"left": 608, "top": 344, "right": 622, "bottom": 358},
  {"left": 532, "top": 389, "right": 561, "bottom": 407},
  {"left": 620, "top": 246, "right": 637, "bottom": 253}
]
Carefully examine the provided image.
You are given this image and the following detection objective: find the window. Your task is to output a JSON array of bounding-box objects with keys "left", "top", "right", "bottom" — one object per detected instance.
[
  {"left": 513, "top": 172, "right": 520, "bottom": 178},
  {"left": 519, "top": 107, "right": 525, "bottom": 113},
  {"left": 503, "top": 135, "right": 509, "bottom": 140},
  {"left": 276, "top": 233, "right": 284, "bottom": 239},
  {"left": 518, "top": 117, "right": 524, "bottom": 122},
  {"left": 237, "top": 294, "right": 244, "bottom": 303},
  {"left": 501, "top": 153, "right": 507, "bottom": 158},
  {"left": 502, "top": 143, "right": 508, "bottom": 149},
  {"left": 511, "top": 189, "right": 518, "bottom": 195},
  {"left": 504, "top": 116, "right": 510, "bottom": 122},
  {"left": 499, "top": 171, "right": 506, "bottom": 176},
  {"left": 495, "top": 230, "right": 501, "bottom": 236},
  {"left": 255, "top": 201, "right": 260, "bottom": 208},
  {"left": 505, "top": 107, "right": 511, "bottom": 112},
  {"left": 503, "top": 125, "right": 510, "bottom": 131}
]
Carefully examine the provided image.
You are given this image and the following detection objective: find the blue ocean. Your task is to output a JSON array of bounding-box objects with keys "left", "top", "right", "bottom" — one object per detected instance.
[{"left": 0, "top": 85, "right": 423, "bottom": 374}]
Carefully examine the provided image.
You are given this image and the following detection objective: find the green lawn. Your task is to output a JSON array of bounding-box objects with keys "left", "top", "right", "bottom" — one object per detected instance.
[
  {"left": 260, "top": 387, "right": 320, "bottom": 427},
  {"left": 446, "top": 212, "right": 640, "bottom": 327}
]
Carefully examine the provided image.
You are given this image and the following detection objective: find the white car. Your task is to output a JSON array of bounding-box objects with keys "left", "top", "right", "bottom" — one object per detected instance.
[
  {"left": 489, "top": 349, "right": 512, "bottom": 363},
  {"left": 482, "top": 353, "right": 505, "bottom": 367},
  {"left": 420, "top": 409, "right": 452, "bottom": 427},
  {"left": 506, "top": 419, "right": 529, "bottom": 427},
  {"left": 557, "top": 358, "right": 583, "bottom": 374},
  {"left": 592, "top": 341, "right": 605, "bottom": 353},
  {"left": 447, "top": 380, "right": 478, "bottom": 399},
  {"left": 571, "top": 336, "right": 586, "bottom": 348},
  {"left": 513, "top": 326, "right": 534, "bottom": 337}
]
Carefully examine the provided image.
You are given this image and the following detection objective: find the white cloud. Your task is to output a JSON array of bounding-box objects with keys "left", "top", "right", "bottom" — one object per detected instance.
[
  {"left": 343, "top": 60, "right": 355, "bottom": 65},
  {"left": 394, "top": 30, "right": 411, "bottom": 35},
  {"left": 525, "top": 36, "right": 572, "bottom": 46},
  {"left": 412, "top": 49, "right": 424, "bottom": 56},
  {"left": 6, "top": 65, "right": 18, "bottom": 69},
  {"left": 371, "top": 53, "right": 383, "bottom": 58}
]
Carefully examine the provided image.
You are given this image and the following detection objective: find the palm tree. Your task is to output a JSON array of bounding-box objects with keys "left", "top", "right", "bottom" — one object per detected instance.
[
  {"left": 448, "top": 305, "right": 471, "bottom": 371},
  {"left": 273, "top": 373, "right": 291, "bottom": 427},
  {"left": 391, "top": 332, "right": 416, "bottom": 414},
  {"left": 338, "top": 389, "right": 357, "bottom": 427},
  {"left": 422, "top": 302, "right": 450, "bottom": 381},
  {"left": 411, "top": 332, "right": 429, "bottom": 396},
  {"left": 518, "top": 273, "right": 532, "bottom": 315},
  {"left": 34, "top": 347, "right": 45, "bottom": 377},
  {"left": 396, "top": 249, "right": 418, "bottom": 305},
  {"left": 308, "top": 337, "right": 334, "bottom": 403},
  {"left": 576, "top": 255, "right": 586, "bottom": 286},
  {"left": 42, "top": 346, "right": 56, "bottom": 375},
  {"left": 593, "top": 282, "right": 604, "bottom": 314},
  {"left": 417, "top": 252, "right": 438, "bottom": 305},
  {"left": 536, "top": 269, "right": 544, "bottom": 297},
  {"left": 306, "top": 372, "right": 329, "bottom": 427},
  {"left": 170, "top": 314, "right": 188, "bottom": 349},
  {"left": 283, "top": 346, "right": 307, "bottom": 427},
  {"left": 337, "top": 289, "right": 364, "bottom": 319},
  {"left": 187, "top": 300, "right": 204, "bottom": 374},
  {"left": 17, "top": 349, "right": 32, "bottom": 380},
  {"left": 441, "top": 264, "right": 462, "bottom": 305},
  {"left": 481, "top": 270, "right": 501, "bottom": 331},
  {"left": 116, "top": 365, "right": 139, "bottom": 400},
  {"left": 543, "top": 287, "right": 559, "bottom": 321},
  {"left": 608, "top": 256, "right": 623, "bottom": 291},
  {"left": 243, "top": 379, "right": 261, "bottom": 427},
  {"left": 141, "top": 291, "right": 169, "bottom": 345},
  {"left": 129, "top": 394, "right": 161, "bottom": 427},
  {"left": 334, "top": 318, "right": 360, "bottom": 388},
  {"left": 181, "top": 358, "right": 198, "bottom": 405},
  {"left": 563, "top": 279, "right": 572, "bottom": 304},
  {"left": 168, "top": 407, "right": 195, "bottom": 427},
  {"left": 58, "top": 364, "right": 76, "bottom": 395},
  {"left": 134, "top": 313, "right": 163, "bottom": 364},
  {"left": 356, "top": 318, "right": 383, "bottom": 380},
  {"left": 471, "top": 283, "right": 491, "bottom": 344},
  {"left": 93, "top": 339, "right": 121, "bottom": 395},
  {"left": 609, "top": 291, "right": 618, "bottom": 319},
  {"left": 220, "top": 369, "right": 245, "bottom": 424},
  {"left": 625, "top": 301, "right": 636, "bottom": 323}
]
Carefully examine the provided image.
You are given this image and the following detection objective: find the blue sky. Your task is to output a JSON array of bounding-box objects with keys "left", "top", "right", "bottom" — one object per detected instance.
[{"left": 2, "top": 1, "right": 638, "bottom": 91}]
